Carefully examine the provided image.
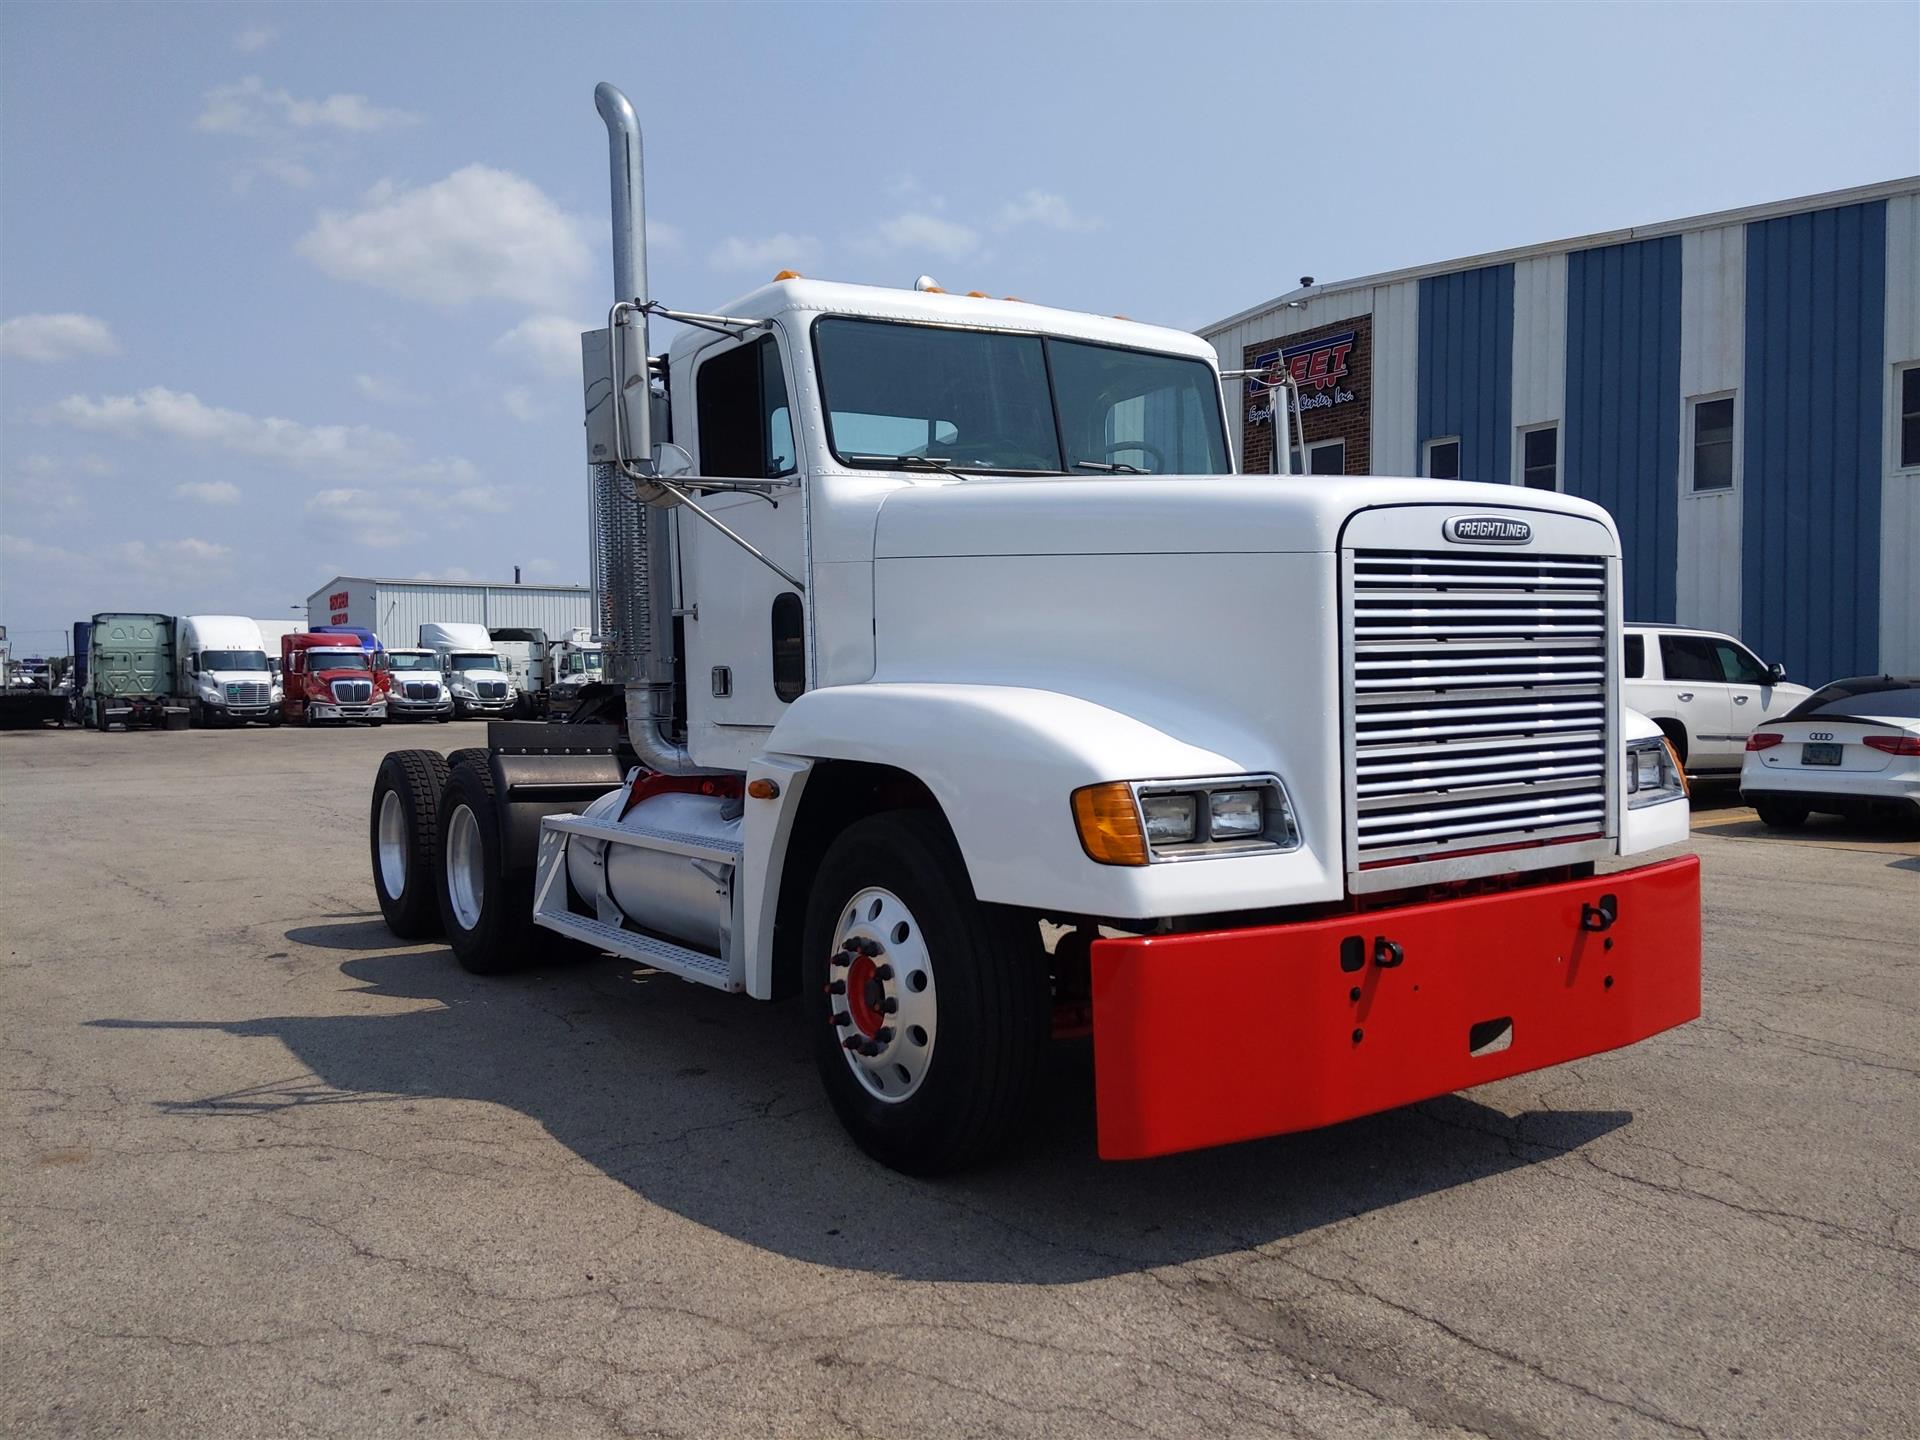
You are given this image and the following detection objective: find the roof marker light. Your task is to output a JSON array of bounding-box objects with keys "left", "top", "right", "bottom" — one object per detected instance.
[{"left": 773, "top": 269, "right": 802, "bottom": 281}]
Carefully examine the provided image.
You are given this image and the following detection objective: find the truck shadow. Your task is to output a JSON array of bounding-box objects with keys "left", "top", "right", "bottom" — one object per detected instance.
[{"left": 92, "top": 945, "right": 1630, "bottom": 1284}]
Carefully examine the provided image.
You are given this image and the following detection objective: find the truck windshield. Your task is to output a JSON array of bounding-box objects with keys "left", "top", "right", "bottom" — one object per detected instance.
[
  {"left": 200, "top": 650, "right": 269, "bottom": 671},
  {"left": 814, "top": 317, "right": 1229, "bottom": 476},
  {"left": 450, "top": 653, "right": 502, "bottom": 673},
  {"left": 311, "top": 650, "right": 369, "bottom": 671},
  {"left": 389, "top": 653, "right": 438, "bottom": 671},
  {"left": 567, "top": 650, "right": 603, "bottom": 674}
]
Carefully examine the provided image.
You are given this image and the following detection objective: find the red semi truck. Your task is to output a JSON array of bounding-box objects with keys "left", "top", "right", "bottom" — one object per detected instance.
[{"left": 281, "top": 632, "right": 388, "bottom": 726}]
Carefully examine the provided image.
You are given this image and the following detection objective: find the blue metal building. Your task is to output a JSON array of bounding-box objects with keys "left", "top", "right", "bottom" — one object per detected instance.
[{"left": 1204, "top": 179, "right": 1920, "bottom": 688}]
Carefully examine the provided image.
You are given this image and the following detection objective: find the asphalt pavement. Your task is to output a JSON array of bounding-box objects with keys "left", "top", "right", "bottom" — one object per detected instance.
[{"left": 3, "top": 723, "right": 1915, "bottom": 1439}]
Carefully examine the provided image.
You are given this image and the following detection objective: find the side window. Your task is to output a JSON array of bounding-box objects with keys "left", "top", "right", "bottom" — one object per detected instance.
[
  {"left": 1307, "top": 439, "right": 1345, "bottom": 475},
  {"left": 1520, "top": 425, "right": 1558, "bottom": 490},
  {"left": 1900, "top": 364, "right": 1920, "bottom": 469},
  {"left": 1624, "top": 634, "right": 1644, "bottom": 679},
  {"left": 1423, "top": 437, "right": 1460, "bottom": 480},
  {"left": 695, "top": 334, "right": 797, "bottom": 480},
  {"left": 1713, "top": 641, "right": 1767, "bottom": 686},
  {"left": 770, "top": 593, "right": 804, "bottom": 703},
  {"left": 1689, "top": 395, "right": 1735, "bottom": 492},
  {"left": 1660, "top": 635, "right": 1720, "bottom": 683}
]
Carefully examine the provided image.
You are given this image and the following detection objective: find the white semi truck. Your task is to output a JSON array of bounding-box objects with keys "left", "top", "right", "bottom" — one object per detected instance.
[
  {"left": 177, "top": 615, "right": 281, "bottom": 727},
  {"left": 417, "top": 622, "right": 518, "bottom": 719},
  {"left": 367, "top": 83, "right": 1701, "bottom": 1174}
]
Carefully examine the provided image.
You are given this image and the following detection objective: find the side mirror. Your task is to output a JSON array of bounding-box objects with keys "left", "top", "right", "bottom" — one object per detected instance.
[{"left": 1766, "top": 662, "right": 1786, "bottom": 684}]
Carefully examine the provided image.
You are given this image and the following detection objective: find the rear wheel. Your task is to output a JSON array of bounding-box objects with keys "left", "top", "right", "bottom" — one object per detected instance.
[
  {"left": 1754, "top": 797, "right": 1810, "bottom": 829},
  {"left": 436, "top": 755, "right": 546, "bottom": 974},
  {"left": 371, "top": 750, "right": 452, "bottom": 939},
  {"left": 801, "top": 811, "right": 1049, "bottom": 1175}
]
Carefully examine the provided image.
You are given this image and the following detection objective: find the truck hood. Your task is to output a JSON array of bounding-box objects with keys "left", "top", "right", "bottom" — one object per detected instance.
[{"left": 872, "top": 474, "right": 1619, "bottom": 559}]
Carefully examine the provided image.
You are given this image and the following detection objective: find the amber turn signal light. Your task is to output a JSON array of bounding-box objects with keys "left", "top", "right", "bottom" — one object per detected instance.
[{"left": 1071, "top": 782, "right": 1149, "bottom": 866}]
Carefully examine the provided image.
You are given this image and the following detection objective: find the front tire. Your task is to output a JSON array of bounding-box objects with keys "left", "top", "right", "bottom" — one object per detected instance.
[
  {"left": 436, "top": 755, "right": 543, "bottom": 974},
  {"left": 371, "top": 750, "right": 451, "bottom": 939},
  {"left": 801, "top": 811, "right": 1049, "bottom": 1176},
  {"left": 1754, "top": 797, "right": 1810, "bottom": 829}
]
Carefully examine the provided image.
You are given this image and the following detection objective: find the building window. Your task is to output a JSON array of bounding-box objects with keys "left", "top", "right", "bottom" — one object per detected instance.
[
  {"left": 1900, "top": 364, "right": 1920, "bottom": 470},
  {"left": 1307, "top": 439, "right": 1345, "bottom": 475},
  {"left": 1423, "top": 436, "right": 1460, "bottom": 480},
  {"left": 1519, "top": 424, "right": 1558, "bottom": 491},
  {"left": 1689, "top": 394, "right": 1736, "bottom": 492}
]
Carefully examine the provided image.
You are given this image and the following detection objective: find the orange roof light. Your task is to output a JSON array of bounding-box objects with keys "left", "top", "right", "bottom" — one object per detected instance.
[
  {"left": 1071, "top": 782, "right": 1149, "bottom": 867},
  {"left": 1003, "top": 296, "right": 1024, "bottom": 303},
  {"left": 966, "top": 290, "right": 989, "bottom": 298},
  {"left": 773, "top": 270, "right": 802, "bottom": 281}
]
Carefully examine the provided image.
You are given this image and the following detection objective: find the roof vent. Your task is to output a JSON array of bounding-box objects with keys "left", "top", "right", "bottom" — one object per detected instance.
[{"left": 913, "top": 275, "right": 943, "bottom": 293}]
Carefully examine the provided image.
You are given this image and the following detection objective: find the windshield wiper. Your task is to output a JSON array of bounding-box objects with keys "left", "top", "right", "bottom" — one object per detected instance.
[
  {"left": 844, "top": 453, "right": 979, "bottom": 481},
  {"left": 1073, "top": 459, "right": 1146, "bottom": 474}
]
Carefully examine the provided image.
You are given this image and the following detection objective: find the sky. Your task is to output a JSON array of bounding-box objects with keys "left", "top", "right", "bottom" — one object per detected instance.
[{"left": 2, "top": 1, "right": 1916, "bottom": 656}]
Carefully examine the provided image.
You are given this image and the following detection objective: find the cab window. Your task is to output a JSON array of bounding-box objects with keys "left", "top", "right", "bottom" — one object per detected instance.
[
  {"left": 696, "top": 334, "right": 796, "bottom": 480},
  {"left": 1624, "top": 634, "right": 1644, "bottom": 679},
  {"left": 1712, "top": 641, "right": 1768, "bottom": 686}
]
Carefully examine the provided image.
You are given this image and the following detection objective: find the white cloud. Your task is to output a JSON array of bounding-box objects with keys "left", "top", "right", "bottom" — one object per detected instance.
[
  {"left": 500, "top": 386, "right": 549, "bottom": 424},
  {"left": 491, "top": 314, "right": 581, "bottom": 380},
  {"left": 1, "top": 313, "right": 120, "bottom": 363},
  {"left": 173, "top": 480, "right": 242, "bottom": 506},
  {"left": 353, "top": 373, "right": 425, "bottom": 406},
  {"left": 233, "top": 24, "right": 277, "bottom": 52},
  {"left": 51, "top": 386, "right": 476, "bottom": 486},
  {"left": 194, "top": 76, "right": 418, "bottom": 137},
  {"left": 998, "top": 189, "right": 1101, "bottom": 233},
  {"left": 8, "top": 453, "right": 117, "bottom": 513},
  {"left": 296, "top": 166, "right": 590, "bottom": 308},
  {"left": 452, "top": 484, "right": 514, "bottom": 513},
  {"left": 412, "top": 566, "right": 476, "bottom": 582},
  {"left": 709, "top": 231, "right": 819, "bottom": 272},
  {"left": 306, "top": 488, "right": 411, "bottom": 547},
  {"left": 861, "top": 212, "right": 982, "bottom": 262}
]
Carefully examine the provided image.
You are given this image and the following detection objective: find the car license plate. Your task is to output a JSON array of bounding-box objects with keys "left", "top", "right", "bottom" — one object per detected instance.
[{"left": 1801, "top": 742, "right": 1843, "bottom": 766}]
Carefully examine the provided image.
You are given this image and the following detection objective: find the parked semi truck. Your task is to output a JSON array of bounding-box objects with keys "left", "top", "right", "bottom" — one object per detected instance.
[
  {"left": 419, "top": 623, "right": 517, "bottom": 719},
  {"left": 487, "top": 627, "right": 551, "bottom": 717},
  {"left": 385, "top": 648, "right": 455, "bottom": 721},
  {"left": 0, "top": 625, "right": 67, "bottom": 728},
  {"left": 79, "top": 613, "right": 183, "bottom": 730},
  {"left": 282, "top": 632, "right": 387, "bottom": 725},
  {"left": 366, "top": 83, "right": 1701, "bottom": 1174},
  {"left": 177, "top": 615, "right": 281, "bottom": 727}
]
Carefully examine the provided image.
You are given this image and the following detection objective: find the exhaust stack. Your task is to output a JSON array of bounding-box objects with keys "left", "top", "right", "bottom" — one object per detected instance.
[{"left": 589, "top": 82, "right": 707, "bottom": 774}]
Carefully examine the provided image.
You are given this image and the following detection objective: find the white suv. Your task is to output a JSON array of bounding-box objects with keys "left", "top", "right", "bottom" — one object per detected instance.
[{"left": 1623, "top": 624, "right": 1812, "bottom": 775}]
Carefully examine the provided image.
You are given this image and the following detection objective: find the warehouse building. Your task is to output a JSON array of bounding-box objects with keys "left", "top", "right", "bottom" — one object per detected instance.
[
  {"left": 1203, "top": 178, "right": 1920, "bottom": 688},
  {"left": 307, "top": 576, "right": 591, "bottom": 647}
]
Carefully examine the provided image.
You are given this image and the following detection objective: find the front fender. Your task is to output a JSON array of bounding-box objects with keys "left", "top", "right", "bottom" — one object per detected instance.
[
  {"left": 1621, "top": 705, "right": 1692, "bottom": 854},
  {"left": 766, "top": 682, "right": 1343, "bottom": 920}
]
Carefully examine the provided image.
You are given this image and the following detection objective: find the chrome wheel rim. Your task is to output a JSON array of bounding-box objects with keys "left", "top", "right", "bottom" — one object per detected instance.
[
  {"left": 829, "top": 886, "right": 936, "bottom": 1104},
  {"left": 377, "top": 789, "right": 408, "bottom": 899},
  {"left": 445, "top": 803, "right": 485, "bottom": 931}
]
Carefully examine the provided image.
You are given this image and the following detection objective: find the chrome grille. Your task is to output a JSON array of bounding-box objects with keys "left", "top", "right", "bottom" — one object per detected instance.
[
  {"left": 477, "top": 681, "right": 507, "bottom": 700},
  {"left": 332, "top": 679, "right": 373, "bottom": 704},
  {"left": 224, "top": 682, "right": 270, "bottom": 705},
  {"left": 1346, "top": 549, "right": 1612, "bottom": 875},
  {"left": 403, "top": 682, "right": 439, "bottom": 700}
]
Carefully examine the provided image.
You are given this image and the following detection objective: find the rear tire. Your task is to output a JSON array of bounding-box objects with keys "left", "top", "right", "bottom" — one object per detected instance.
[
  {"left": 1754, "top": 797, "right": 1810, "bottom": 829},
  {"left": 801, "top": 811, "right": 1049, "bottom": 1176},
  {"left": 371, "top": 750, "right": 452, "bottom": 939},
  {"left": 436, "top": 754, "right": 544, "bottom": 974}
]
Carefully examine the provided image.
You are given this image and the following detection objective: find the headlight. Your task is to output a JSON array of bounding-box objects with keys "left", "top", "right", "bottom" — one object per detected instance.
[
  {"left": 1073, "top": 775, "right": 1299, "bottom": 866},
  {"left": 451, "top": 683, "right": 474, "bottom": 696},
  {"left": 1626, "top": 737, "right": 1688, "bottom": 808},
  {"left": 198, "top": 683, "right": 221, "bottom": 700},
  {"left": 271, "top": 685, "right": 284, "bottom": 702}
]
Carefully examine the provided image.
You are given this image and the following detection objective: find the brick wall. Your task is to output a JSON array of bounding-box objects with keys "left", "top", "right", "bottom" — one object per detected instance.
[{"left": 1241, "top": 313, "right": 1373, "bottom": 475}]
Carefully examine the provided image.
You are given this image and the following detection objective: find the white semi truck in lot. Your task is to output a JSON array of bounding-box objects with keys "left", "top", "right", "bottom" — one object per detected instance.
[
  {"left": 176, "top": 615, "right": 281, "bottom": 727},
  {"left": 367, "top": 82, "right": 1701, "bottom": 1174},
  {"left": 417, "top": 622, "right": 518, "bottom": 719}
]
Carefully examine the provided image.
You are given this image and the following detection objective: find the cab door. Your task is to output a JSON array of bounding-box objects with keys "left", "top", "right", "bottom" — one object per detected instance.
[{"left": 679, "top": 330, "right": 808, "bottom": 767}]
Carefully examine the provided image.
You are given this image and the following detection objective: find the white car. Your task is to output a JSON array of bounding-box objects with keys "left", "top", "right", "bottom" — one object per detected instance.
[
  {"left": 1624, "top": 624, "right": 1811, "bottom": 775},
  {"left": 1740, "top": 676, "right": 1920, "bottom": 829}
]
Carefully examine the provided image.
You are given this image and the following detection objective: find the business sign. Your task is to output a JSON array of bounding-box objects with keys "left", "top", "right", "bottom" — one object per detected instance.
[
  {"left": 328, "top": 590, "right": 351, "bottom": 625},
  {"left": 1246, "top": 331, "right": 1358, "bottom": 423}
]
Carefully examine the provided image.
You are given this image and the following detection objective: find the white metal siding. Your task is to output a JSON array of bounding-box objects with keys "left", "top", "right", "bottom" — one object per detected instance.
[
  {"left": 1883, "top": 193, "right": 1920, "bottom": 674},
  {"left": 1509, "top": 254, "right": 1568, "bottom": 432},
  {"left": 305, "top": 578, "right": 591, "bottom": 649},
  {"left": 1371, "top": 280, "right": 1420, "bottom": 477},
  {"left": 1676, "top": 224, "right": 1746, "bottom": 636}
]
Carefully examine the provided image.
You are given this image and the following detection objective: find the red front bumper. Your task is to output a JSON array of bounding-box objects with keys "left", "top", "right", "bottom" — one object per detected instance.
[{"left": 1090, "top": 855, "right": 1701, "bottom": 1160}]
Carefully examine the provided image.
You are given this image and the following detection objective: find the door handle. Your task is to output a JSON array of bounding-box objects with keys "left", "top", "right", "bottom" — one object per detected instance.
[
  {"left": 1677, "top": 691, "right": 1694, "bottom": 702},
  {"left": 1734, "top": 694, "right": 1749, "bottom": 705}
]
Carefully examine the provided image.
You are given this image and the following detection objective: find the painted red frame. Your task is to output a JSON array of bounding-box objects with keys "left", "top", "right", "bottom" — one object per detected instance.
[{"left": 1090, "top": 854, "right": 1701, "bottom": 1160}]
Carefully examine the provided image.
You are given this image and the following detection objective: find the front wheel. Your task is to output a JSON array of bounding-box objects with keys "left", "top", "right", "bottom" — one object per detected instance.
[
  {"left": 371, "top": 750, "right": 451, "bottom": 938},
  {"left": 802, "top": 811, "right": 1049, "bottom": 1176}
]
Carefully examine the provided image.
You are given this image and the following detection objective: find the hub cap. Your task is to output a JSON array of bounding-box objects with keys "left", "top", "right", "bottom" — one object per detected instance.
[
  {"left": 828, "top": 886, "right": 936, "bottom": 1103},
  {"left": 445, "top": 803, "right": 485, "bottom": 931},
  {"left": 377, "top": 789, "right": 408, "bottom": 898}
]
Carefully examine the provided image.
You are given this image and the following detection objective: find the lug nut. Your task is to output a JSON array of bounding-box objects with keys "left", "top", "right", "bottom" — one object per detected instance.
[
  {"left": 874, "top": 1026, "right": 894, "bottom": 1044},
  {"left": 827, "top": 979, "right": 846, "bottom": 995},
  {"left": 843, "top": 1035, "right": 865, "bottom": 1052},
  {"left": 874, "top": 963, "right": 894, "bottom": 981},
  {"left": 879, "top": 996, "right": 898, "bottom": 1014},
  {"left": 831, "top": 1010, "right": 850, "bottom": 1027}
]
